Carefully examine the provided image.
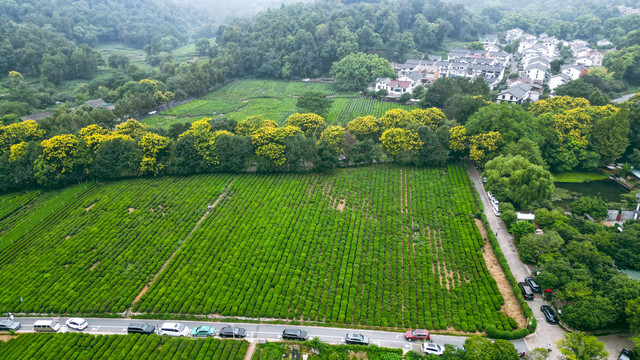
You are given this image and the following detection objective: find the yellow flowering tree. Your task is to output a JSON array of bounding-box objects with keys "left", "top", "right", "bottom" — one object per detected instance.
[
  {"left": 380, "top": 128, "right": 423, "bottom": 156},
  {"left": 469, "top": 131, "right": 502, "bottom": 165},
  {"left": 115, "top": 119, "right": 148, "bottom": 139},
  {"left": 0, "top": 120, "right": 46, "bottom": 153},
  {"left": 8, "top": 71, "right": 23, "bottom": 87},
  {"left": 255, "top": 143, "right": 287, "bottom": 166},
  {"left": 449, "top": 125, "right": 468, "bottom": 154},
  {"left": 318, "top": 125, "right": 347, "bottom": 154},
  {"left": 138, "top": 133, "right": 170, "bottom": 175},
  {"left": 379, "top": 109, "right": 413, "bottom": 130},
  {"left": 528, "top": 96, "right": 590, "bottom": 115},
  {"left": 410, "top": 108, "right": 446, "bottom": 130},
  {"left": 235, "top": 115, "right": 278, "bottom": 136},
  {"left": 284, "top": 113, "right": 326, "bottom": 138},
  {"left": 33, "top": 134, "right": 89, "bottom": 186},
  {"left": 251, "top": 125, "right": 302, "bottom": 166},
  {"left": 9, "top": 142, "right": 28, "bottom": 163},
  {"left": 346, "top": 116, "right": 380, "bottom": 140}
]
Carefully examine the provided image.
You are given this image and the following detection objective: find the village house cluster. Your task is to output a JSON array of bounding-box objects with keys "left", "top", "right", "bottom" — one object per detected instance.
[
  {"left": 376, "top": 37, "right": 510, "bottom": 98},
  {"left": 376, "top": 28, "right": 617, "bottom": 106},
  {"left": 498, "top": 28, "right": 615, "bottom": 104}
]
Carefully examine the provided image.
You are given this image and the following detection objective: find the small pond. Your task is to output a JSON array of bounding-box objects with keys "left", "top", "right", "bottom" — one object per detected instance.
[{"left": 553, "top": 179, "right": 628, "bottom": 209}]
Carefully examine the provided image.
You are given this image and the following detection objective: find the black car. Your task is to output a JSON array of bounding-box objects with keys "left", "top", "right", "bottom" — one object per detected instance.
[
  {"left": 127, "top": 322, "right": 155, "bottom": 335},
  {"left": 518, "top": 282, "right": 534, "bottom": 300},
  {"left": 0, "top": 320, "right": 20, "bottom": 331},
  {"left": 525, "top": 277, "right": 541, "bottom": 293},
  {"left": 540, "top": 305, "right": 558, "bottom": 324},
  {"left": 282, "top": 328, "right": 307, "bottom": 341},
  {"left": 219, "top": 326, "right": 247, "bottom": 338},
  {"left": 618, "top": 349, "right": 634, "bottom": 360},
  {"left": 345, "top": 333, "right": 369, "bottom": 345}
]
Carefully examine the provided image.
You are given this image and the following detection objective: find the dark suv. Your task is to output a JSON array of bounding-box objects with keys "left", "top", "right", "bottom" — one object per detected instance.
[
  {"left": 282, "top": 328, "right": 307, "bottom": 341},
  {"left": 127, "top": 322, "right": 156, "bottom": 334},
  {"left": 518, "top": 282, "right": 534, "bottom": 300},
  {"left": 525, "top": 277, "right": 541, "bottom": 293},
  {"left": 540, "top": 305, "right": 558, "bottom": 324}
]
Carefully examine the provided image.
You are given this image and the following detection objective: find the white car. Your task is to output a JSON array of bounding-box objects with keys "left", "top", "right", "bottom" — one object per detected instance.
[
  {"left": 421, "top": 342, "right": 444, "bottom": 356},
  {"left": 159, "top": 322, "right": 190, "bottom": 337},
  {"left": 66, "top": 318, "right": 88, "bottom": 331}
]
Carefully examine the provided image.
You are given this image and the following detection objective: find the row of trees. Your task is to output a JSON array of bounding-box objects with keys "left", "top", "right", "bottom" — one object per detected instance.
[{"left": 0, "top": 107, "right": 453, "bottom": 190}]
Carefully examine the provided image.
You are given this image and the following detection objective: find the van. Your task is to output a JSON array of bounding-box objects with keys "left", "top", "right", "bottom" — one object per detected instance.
[
  {"left": 34, "top": 320, "right": 60, "bottom": 332},
  {"left": 159, "top": 322, "right": 190, "bottom": 337}
]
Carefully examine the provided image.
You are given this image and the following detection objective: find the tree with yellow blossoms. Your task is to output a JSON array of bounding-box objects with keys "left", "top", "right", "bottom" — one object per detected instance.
[
  {"left": 284, "top": 113, "right": 326, "bottom": 138},
  {"left": 138, "top": 133, "right": 170, "bottom": 175},
  {"left": 318, "top": 125, "right": 347, "bottom": 154},
  {"left": 0, "top": 120, "right": 46, "bottom": 154},
  {"left": 469, "top": 131, "right": 502, "bottom": 165},
  {"left": 346, "top": 116, "right": 380, "bottom": 140},
  {"left": 380, "top": 128, "right": 423, "bottom": 157},
  {"left": 528, "top": 96, "right": 590, "bottom": 116},
  {"left": 34, "top": 134, "right": 89, "bottom": 187},
  {"left": 379, "top": 109, "right": 414, "bottom": 130},
  {"left": 235, "top": 115, "right": 278, "bottom": 136},
  {"left": 251, "top": 125, "right": 302, "bottom": 166},
  {"left": 115, "top": 119, "right": 148, "bottom": 139},
  {"left": 409, "top": 108, "right": 446, "bottom": 130}
]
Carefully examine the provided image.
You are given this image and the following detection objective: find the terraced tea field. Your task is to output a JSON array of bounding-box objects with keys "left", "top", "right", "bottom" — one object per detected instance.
[
  {"left": 0, "top": 165, "right": 522, "bottom": 332},
  {"left": 0, "top": 333, "right": 248, "bottom": 359},
  {"left": 142, "top": 80, "right": 416, "bottom": 128}
]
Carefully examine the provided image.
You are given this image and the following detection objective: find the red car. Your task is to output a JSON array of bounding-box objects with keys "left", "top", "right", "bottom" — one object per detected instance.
[{"left": 405, "top": 329, "right": 430, "bottom": 341}]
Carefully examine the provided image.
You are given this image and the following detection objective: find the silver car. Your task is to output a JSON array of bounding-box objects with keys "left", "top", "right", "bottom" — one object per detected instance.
[
  {"left": 0, "top": 320, "right": 20, "bottom": 331},
  {"left": 345, "top": 333, "right": 369, "bottom": 345}
]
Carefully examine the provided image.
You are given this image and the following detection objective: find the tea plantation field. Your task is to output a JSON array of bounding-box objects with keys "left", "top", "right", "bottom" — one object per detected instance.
[
  {"left": 0, "top": 333, "right": 248, "bottom": 359},
  {"left": 0, "top": 175, "right": 234, "bottom": 313},
  {"left": 0, "top": 165, "right": 519, "bottom": 332},
  {"left": 142, "top": 80, "right": 416, "bottom": 128}
]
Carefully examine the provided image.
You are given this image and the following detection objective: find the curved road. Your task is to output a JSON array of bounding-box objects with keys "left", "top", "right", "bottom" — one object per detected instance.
[{"left": 466, "top": 160, "right": 565, "bottom": 358}]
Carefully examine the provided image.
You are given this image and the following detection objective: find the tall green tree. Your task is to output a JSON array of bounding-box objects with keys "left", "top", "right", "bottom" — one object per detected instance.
[
  {"left": 296, "top": 92, "right": 333, "bottom": 117},
  {"left": 484, "top": 155, "right": 555, "bottom": 209},
  {"left": 557, "top": 332, "right": 608, "bottom": 360},
  {"left": 330, "top": 52, "right": 395, "bottom": 91}
]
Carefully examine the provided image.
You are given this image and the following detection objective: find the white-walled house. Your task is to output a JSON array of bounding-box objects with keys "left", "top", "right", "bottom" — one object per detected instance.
[
  {"left": 549, "top": 73, "right": 572, "bottom": 92},
  {"left": 497, "top": 83, "right": 535, "bottom": 104},
  {"left": 574, "top": 56, "right": 594, "bottom": 67},
  {"left": 561, "top": 65, "right": 584, "bottom": 80},
  {"left": 375, "top": 78, "right": 414, "bottom": 95},
  {"left": 525, "top": 63, "right": 547, "bottom": 83}
]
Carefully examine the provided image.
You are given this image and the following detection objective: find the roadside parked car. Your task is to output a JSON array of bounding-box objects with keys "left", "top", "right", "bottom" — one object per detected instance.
[
  {"left": 618, "top": 348, "right": 634, "bottom": 360},
  {"left": 219, "top": 326, "right": 246, "bottom": 338},
  {"left": 422, "top": 342, "right": 444, "bottom": 355},
  {"left": 160, "top": 322, "right": 190, "bottom": 337},
  {"left": 345, "top": 333, "right": 369, "bottom": 345},
  {"left": 191, "top": 325, "right": 216, "bottom": 337},
  {"left": 127, "top": 322, "right": 155, "bottom": 335},
  {"left": 518, "top": 282, "right": 534, "bottom": 300},
  {"left": 282, "top": 328, "right": 307, "bottom": 341},
  {"left": 0, "top": 320, "right": 20, "bottom": 331},
  {"left": 127, "top": 322, "right": 156, "bottom": 335},
  {"left": 405, "top": 329, "right": 430, "bottom": 341},
  {"left": 66, "top": 318, "right": 88, "bottom": 330},
  {"left": 540, "top": 305, "right": 558, "bottom": 324},
  {"left": 525, "top": 277, "right": 541, "bottom": 293}
]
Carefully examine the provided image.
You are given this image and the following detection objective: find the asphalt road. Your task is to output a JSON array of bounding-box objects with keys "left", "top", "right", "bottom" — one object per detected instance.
[
  {"left": 466, "top": 160, "right": 566, "bottom": 358},
  {"left": 11, "top": 317, "right": 527, "bottom": 353}
]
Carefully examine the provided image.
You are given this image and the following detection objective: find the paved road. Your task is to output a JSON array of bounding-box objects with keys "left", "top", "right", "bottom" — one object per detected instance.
[
  {"left": 466, "top": 160, "right": 565, "bottom": 358},
  {"left": 11, "top": 316, "right": 527, "bottom": 353}
]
